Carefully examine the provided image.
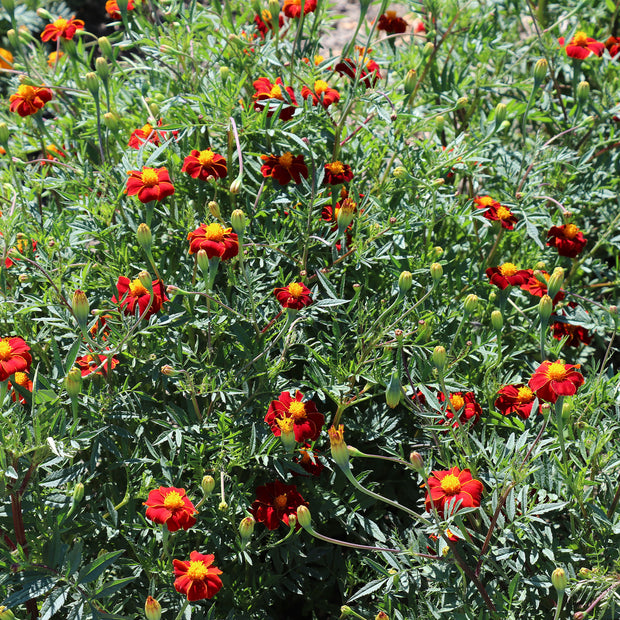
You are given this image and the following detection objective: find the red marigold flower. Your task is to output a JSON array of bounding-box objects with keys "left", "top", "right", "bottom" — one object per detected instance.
[
  {"left": 8, "top": 371, "right": 33, "bottom": 404},
  {"left": 181, "top": 149, "right": 228, "bottom": 181},
  {"left": 335, "top": 47, "right": 381, "bottom": 88},
  {"left": 283, "top": 0, "right": 317, "bottom": 18},
  {"left": 128, "top": 120, "right": 167, "bottom": 149},
  {"left": 324, "top": 161, "right": 354, "bottom": 185},
  {"left": 437, "top": 391, "right": 482, "bottom": 428},
  {"left": 475, "top": 197, "right": 518, "bottom": 230},
  {"left": 495, "top": 384, "right": 542, "bottom": 419},
  {"left": 551, "top": 314, "right": 591, "bottom": 347},
  {"left": 558, "top": 31, "right": 605, "bottom": 60},
  {"left": 293, "top": 444, "right": 325, "bottom": 477},
  {"left": 126, "top": 167, "right": 175, "bottom": 203},
  {"left": 173, "top": 551, "right": 222, "bottom": 602},
  {"left": 0, "top": 336, "right": 32, "bottom": 382},
  {"left": 9, "top": 84, "right": 53, "bottom": 117},
  {"left": 260, "top": 152, "right": 308, "bottom": 185},
  {"left": 144, "top": 486, "right": 198, "bottom": 532},
  {"left": 253, "top": 77, "right": 298, "bottom": 121},
  {"left": 606, "top": 35, "right": 620, "bottom": 57},
  {"left": 520, "top": 270, "right": 565, "bottom": 305},
  {"left": 113, "top": 277, "right": 169, "bottom": 319},
  {"left": 274, "top": 282, "right": 313, "bottom": 310},
  {"left": 321, "top": 204, "right": 353, "bottom": 250},
  {"left": 301, "top": 80, "right": 340, "bottom": 108},
  {"left": 265, "top": 390, "right": 325, "bottom": 443},
  {"left": 528, "top": 360, "right": 584, "bottom": 403},
  {"left": 187, "top": 223, "right": 239, "bottom": 259},
  {"left": 486, "top": 263, "right": 531, "bottom": 289},
  {"left": 41, "top": 16, "right": 84, "bottom": 42},
  {"left": 249, "top": 480, "right": 308, "bottom": 530},
  {"left": 377, "top": 10, "right": 408, "bottom": 35},
  {"left": 75, "top": 353, "right": 119, "bottom": 377},
  {"left": 425, "top": 466, "right": 483, "bottom": 514},
  {"left": 254, "top": 10, "right": 284, "bottom": 37},
  {"left": 105, "top": 0, "right": 136, "bottom": 19},
  {"left": 546, "top": 224, "right": 587, "bottom": 258}
]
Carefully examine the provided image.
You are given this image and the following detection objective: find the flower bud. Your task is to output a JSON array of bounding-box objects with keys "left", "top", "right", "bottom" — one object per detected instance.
[
  {"left": 95, "top": 57, "right": 110, "bottom": 81},
  {"left": 137, "top": 223, "right": 152, "bottom": 251},
  {"left": 160, "top": 364, "right": 179, "bottom": 376},
  {"left": 456, "top": 96, "right": 468, "bottom": 109},
  {"left": 430, "top": 262, "right": 443, "bottom": 286},
  {"left": 287, "top": 513, "right": 297, "bottom": 529},
  {"left": 499, "top": 120, "right": 511, "bottom": 132},
  {"left": 196, "top": 249, "right": 209, "bottom": 274},
  {"left": 218, "top": 501, "right": 228, "bottom": 511},
  {"left": 144, "top": 595, "right": 162, "bottom": 620},
  {"left": 328, "top": 425, "right": 349, "bottom": 470},
  {"left": 278, "top": 418, "right": 296, "bottom": 452},
  {"left": 463, "top": 293, "right": 478, "bottom": 314},
  {"left": 385, "top": 372, "right": 401, "bottom": 409},
  {"left": 375, "top": 612, "right": 389, "bottom": 620},
  {"left": 72, "top": 482, "right": 85, "bottom": 503},
  {"left": 208, "top": 201, "right": 221, "bottom": 219},
  {"left": 533, "top": 58, "right": 548, "bottom": 84},
  {"left": 547, "top": 267, "right": 564, "bottom": 300},
  {"left": 336, "top": 198, "right": 356, "bottom": 231},
  {"left": 398, "top": 270, "right": 413, "bottom": 295},
  {"left": 435, "top": 115, "right": 445, "bottom": 133},
  {"left": 578, "top": 567, "right": 590, "bottom": 578},
  {"left": 296, "top": 505, "right": 312, "bottom": 529},
  {"left": 18, "top": 275, "right": 29, "bottom": 283},
  {"left": 148, "top": 102, "right": 159, "bottom": 117},
  {"left": 609, "top": 305, "right": 617, "bottom": 315},
  {"left": 432, "top": 345, "right": 446, "bottom": 370},
  {"left": 65, "top": 367, "right": 82, "bottom": 398},
  {"left": 7, "top": 29, "right": 18, "bottom": 48},
  {"left": 231, "top": 209, "right": 246, "bottom": 234},
  {"left": 239, "top": 516, "right": 255, "bottom": 543},
  {"left": 36, "top": 8, "right": 53, "bottom": 20},
  {"left": 551, "top": 567, "right": 567, "bottom": 594},
  {"left": 433, "top": 246, "right": 443, "bottom": 258},
  {"left": 229, "top": 176, "right": 242, "bottom": 194},
  {"left": 219, "top": 66, "right": 230, "bottom": 82},
  {"left": 576, "top": 80, "right": 589, "bottom": 104},
  {"left": 72, "top": 290, "right": 90, "bottom": 329},
  {"left": 538, "top": 294, "right": 553, "bottom": 322},
  {"left": 138, "top": 271, "right": 152, "bottom": 291},
  {"left": 98, "top": 36, "right": 113, "bottom": 59},
  {"left": 494, "top": 102, "right": 507, "bottom": 125},
  {"left": 409, "top": 451, "right": 424, "bottom": 472},
  {"left": 392, "top": 165, "right": 406, "bottom": 178},
  {"left": 85, "top": 72, "right": 99, "bottom": 96},
  {"left": 103, "top": 112, "right": 119, "bottom": 131},
  {"left": 423, "top": 42, "right": 434, "bottom": 57},
  {"left": 491, "top": 310, "right": 503, "bottom": 331},
  {"left": 0, "top": 123, "right": 9, "bottom": 147},
  {"left": 201, "top": 475, "right": 215, "bottom": 496},
  {"left": 268, "top": 0, "right": 280, "bottom": 18},
  {"left": 0, "top": 606, "right": 16, "bottom": 620},
  {"left": 404, "top": 69, "right": 416, "bottom": 94}
]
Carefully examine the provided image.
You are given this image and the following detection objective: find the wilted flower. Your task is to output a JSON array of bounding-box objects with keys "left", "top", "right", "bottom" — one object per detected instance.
[
  {"left": 528, "top": 360, "right": 584, "bottom": 403},
  {"left": 41, "top": 16, "right": 84, "bottom": 42},
  {"left": 9, "top": 84, "right": 53, "bottom": 117},
  {"left": 0, "top": 336, "right": 32, "bottom": 382},
  {"left": 126, "top": 167, "right": 175, "bottom": 203},
  {"left": 173, "top": 551, "right": 222, "bottom": 601},
  {"left": 558, "top": 31, "right": 604, "bottom": 59},
  {"left": 260, "top": 153, "right": 308, "bottom": 185},
  {"left": 182, "top": 149, "right": 228, "bottom": 181},
  {"left": 274, "top": 281, "right": 313, "bottom": 310},
  {"left": 425, "top": 466, "right": 483, "bottom": 514},
  {"left": 265, "top": 390, "right": 324, "bottom": 443},
  {"left": 249, "top": 480, "right": 308, "bottom": 530},
  {"left": 144, "top": 486, "right": 198, "bottom": 532},
  {"left": 546, "top": 224, "right": 587, "bottom": 258},
  {"left": 187, "top": 223, "right": 239, "bottom": 260}
]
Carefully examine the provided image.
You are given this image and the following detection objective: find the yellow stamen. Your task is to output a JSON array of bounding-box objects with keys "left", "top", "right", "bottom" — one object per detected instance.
[
  {"left": 563, "top": 224, "right": 579, "bottom": 239},
  {"left": 274, "top": 493, "right": 288, "bottom": 510},
  {"left": 0, "top": 340, "right": 13, "bottom": 360},
  {"left": 288, "top": 400, "right": 306, "bottom": 420},
  {"left": 140, "top": 168, "right": 159, "bottom": 187},
  {"left": 314, "top": 79, "right": 329, "bottom": 94},
  {"left": 198, "top": 149, "right": 216, "bottom": 166},
  {"left": 202, "top": 223, "right": 225, "bottom": 242},
  {"left": 572, "top": 31, "right": 589, "bottom": 46},
  {"left": 287, "top": 282, "right": 304, "bottom": 298},
  {"left": 326, "top": 161, "right": 344, "bottom": 174},
  {"left": 163, "top": 490, "right": 186, "bottom": 510},
  {"left": 516, "top": 386, "right": 533, "bottom": 402},
  {"left": 186, "top": 561, "right": 210, "bottom": 580},
  {"left": 13, "top": 372, "right": 28, "bottom": 386},
  {"left": 269, "top": 84, "right": 283, "bottom": 99},
  {"left": 440, "top": 473, "right": 462, "bottom": 494},
  {"left": 450, "top": 394, "right": 465, "bottom": 411},
  {"left": 278, "top": 152, "right": 294, "bottom": 168},
  {"left": 546, "top": 362, "right": 567, "bottom": 381},
  {"left": 496, "top": 206, "right": 512, "bottom": 220},
  {"left": 499, "top": 262, "right": 518, "bottom": 277},
  {"left": 129, "top": 279, "right": 148, "bottom": 296},
  {"left": 53, "top": 17, "right": 68, "bottom": 29}
]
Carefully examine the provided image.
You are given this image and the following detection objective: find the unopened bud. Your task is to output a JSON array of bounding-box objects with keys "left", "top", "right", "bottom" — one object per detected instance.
[
  {"left": 208, "top": 201, "right": 221, "bottom": 219},
  {"left": 404, "top": 69, "right": 416, "bottom": 94},
  {"left": 296, "top": 505, "right": 312, "bottom": 529},
  {"left": 409, "top": 451, "right": 424, "bottom": 472},
  {"left": 103, "top": 112, "right": 119, "bottom": 131},
  {"left": 138, "top": 271, "right": 152, "bottom": 291},
  {"left": 0, "top": 606, "right": 16, "bottom": 620},
  {"left": 385, "top": 372, "right": 401, "bottom": 409},
  {"left": 144, "top": 595, "right": 162, "bottom": 620},
  {"left": 491, "top": 310, "right": 503, "bottom": 331},
  {"left": 7, "top": 29, "right": 18, "bottom": 48},
  {"left": 609, "top": 305, "right": 617, "bottom": 315},
  {"left": 288, "top": 513, "right": 297, "bottom": 529},
  {"left": 268, "top": 0, "right": 280, "bottom": 19},
  {"left": 432, "top": 177, "right": 445, "bottom": 186},
  {"left": 456, "top": 96, "right": 468, "bottom": 109},
  {"left": 432, "top": 345, "right": 446, "bottom": 370},
  {"left": 196, "top": 249, "right": 209, "bottom": 273},
  {"left": 375, "top": 612, "right": 389, "bottom": 620},
  {"left": 433, "top": 246, "right": 443, "bottom": 258},
  {"left": 98, "top": 36, "right": 113, "bottom": 59},
  {"left": 336, "top": 198, "right": 356, "bottom": 231},
  {"left": 85, "top": 72, "right": 99, "bottom": 96},
  {"left": 578, "top": 567, "right": 591, "bottom": 577},
  {"left": 494, "top": 102, "right": 507, "bottom": 125},
  {"left": 18, "top": 275, "right": 29, "bottom": 283},
  {"left": 551, "top": 567, "right": 567, "bottom": 593},
  {"left": 201, "top": 475, "right": 215, "bottom": 496},
  {"left": 0, "top": 123, "right": 9, "bottom": 147},
  {"left": 229, "top": 177, "right": 242, "bottom": 194},
  {"left": 392, "top": 165, "right": 406, "bottom": 178},
  {"left": 239, "top": 516, "right": 255, "bottom": 543},
  {"left": 65, "top": 367, "right": 82, "bottom": 398},
  {"left": 95, "top": 57, "right": 110, "bottom": 81},
  {"left": 548, "top": 267, "right": 564, "bottom": 299},
  {"left": 231, "top": 209, "right": 246, "bottom": 234},
  {"left": 218, "top": 501, "right": 228, "bottom": 511},
  {"left": 220, "top": 66, "right": 230, "bottom": 82},
  {"left": 72, "top": 290, "right": 90, "bottom": 328},
  {"left": 279, "top": 418, "right": 296, "bottom": 452},
  {"left": 328, "top": 425, "right": 349, "bottom": 470},
  {"left": 533, "top": 58, "right": 548, "bottom": 84},
  {"left": 435, "top": 115, "right": 445, "bottom": 134},
  {"left": 36, "top": 8, "right": 53, "bottom": 20},
  {"left": 430, "top": 262, "right": 443, "bottom": 286},
  {"left": 398, "top": 270, "right": 413, "bottom": 295},
  {"left": 463, "top": 293, "right": 478, "bottom": 314},
  {"left": 538, "top": 294, "right": 553, "bottom": 321},
  {"left": 160, "top": 364, "right": 178, "bottom": 376},
  {"left": 137, "top": 223, "right": 152, "bottom": 251},
  {"left": 423, "top": 42, "right": 434, "bottom": 57},
  {"left": 148, "top": 102, "right": 159, "bottom": 116},
  {"left": 576, "top": 80, "right": 589, "bottom": 104}
]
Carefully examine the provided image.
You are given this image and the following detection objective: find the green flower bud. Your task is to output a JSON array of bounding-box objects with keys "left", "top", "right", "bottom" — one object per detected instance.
[
  {"left": 95, "top": 57, "right": 110, "bottom": 81},
  {"left": 137, "top": 223, "right": 152, "bottom": 252},
  {"left": 85, "top": 72, "right": 99, "bottom": 96},
  {"left": 429, "top": 263, "right": 443, "bottom": 287},
  {"left": 375, "top": 612, "right": 389, "bottom": 620},
  {"left": 287, "top": 513, "right": 297, "bottom": 529},
  {"left": 432, "top": 345, "right": 446, "bottom": 370},
  {"left": 278, "top": 418, "right": 297, "bottom": 452},
  {"left": 533, "top": 58, "right": 548, "bottom": 84},
  {"left": 296, "top": 505, "right": 312, "bottom": 529},
  {"left": 72, "top": 482, "right": 85, "bottom": 503},
  {"left": 423, "top": 42, "right": 434, "bottom": 57},
  {"left": 201, "top": 475, "right": 215, "bottom": 496},
  {"left": 398, "top": 271, "right": 413, "bottom": 295},
  {"left": 7, "top": 29, "right": 18, "bottom": 49},
  {"left": 538, "top": 294, "right": 553, "bottom": 322},
  {"left": 385, "top": 372, "right": 402, "bottom": 409},
  {"left": 218, "top": 501, "right": 228, "bottom": 511},
  {"left": 239, "top": 516, "right": 255, "bottom": 543},
  {"left": 65, "top": 367, "right": 82, "bottom": 398},
  {"left": 494, "top": 102, "right": 507, "bottom": 125},
  {"left": 456, "top": 96, "right": 469, "bottom": 109},
  {"left": 103, "top": 112, "right": 119, "bottom": 131},
  {"left": 576, "top": 80, "right": 590, "bottom": 104},
  {"left": 409, "top": 451, "right": 424, "bottom": 472},
  {"left": 231, "top": 209, "right": 246, "bottom": 234},
  {"left": 548, "top": 267, "right": 564, "bottom": 300},
  {"left": 404, "top": 68, "right": 416, "bottom": 94},
  {"left": 196, "top": 249, "right": 209, "bottom": 274},
  {"left": 208, "top": 201, "right": 221, "bottom": 219},
  {"left": 0, "top": 123, "right": 9, "bottom": 147},
  {"left": 433, "top": 246, "right": 444, "bottom": 258},
  {"left": 0, "top": 606, "right": 16, "bottom": 620},
  {"left": 491, "top": 310, "right": 503, "bottom": 331},
  {"left": 219, "top": 66, "right": 230, "bottom": 82},
  {"left": 98, "top": 36, "right": 113, "bottom": 59},
  {"left": 329, "top": 425, "right": 349, "bottom": 470},
  {"left": 144, "top": 596, "right": 162, "bottom": 620},
  {"left": 463, "top": 293, "right": 478, "bottom": 314},
  {"left": 36, "top": 8, "right": 53, "bottom": 20},
  {"left": 551, "top": 567, "right": 568, "bottom": 593},
  {"left": 138, "top": 271, "right": 152, "bottom": 291},
  {"left": 72, "top": 290, "right": 90, "bottom": 329},
  {"left": 435, "top": 115, "right": 445, "bottom": 133},
  {"left": 392, "top": 165, "right": 406, "bottom": 178},
  {"left": 229, "top": 177, "right": 242, "bottom": 194}
]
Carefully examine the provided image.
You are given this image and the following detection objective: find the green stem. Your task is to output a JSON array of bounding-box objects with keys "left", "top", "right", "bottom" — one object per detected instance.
[
  {"left": 552, "top": 591, "right": 564, "bottom": 620},
  {"left": 174, "top": 599, "right": 190, "bottom": 620}
]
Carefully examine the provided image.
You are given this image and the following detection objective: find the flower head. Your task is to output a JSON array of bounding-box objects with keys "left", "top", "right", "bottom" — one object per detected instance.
[
  {"left": 105, "top": 0, "right": 136, "bottom": 19},
  {"left": 283, "top": 0, "right": 317, "bottom": 18},
  {"left": 528, "top": 360, "right": 584, "bottom": 403},
  {"left": 546, "top": 224, "right": 587, "bottom": 258},
  {"left": 552, "top": 313, "right": 591, "bottom": 347},
  {"left": 485, "top": 263, "right": 531, "bottom": 289},
  {"left": 126, "top": 167, "right": 175, "bottom": 203},
  {"left": 335, "top": 48, "right": 381, "bottom": 88},
  {"left": 9, "top": 85, "right": 53, "bottom": 117},
  {"left": 0, "top": 337, "right": 32, "bottom": 382},
  {"left": 128, "top": 120, "right": 168, "bottom": 149},
  {"left": 113, "top": 276, "right": 168, "bottom": 318},
  {"left": 293, "top": 444, "right": 325, "bottom": 477},
  {"left": 495, "top": 384, "right": 542, "bottom": 419},
  {"left": 559, "top": 31, "right": 605, "bottom": 59},
  {"left": 425, "top": 466, "right": 483, "bottom": 514},
  {"left": 254, "top": 11, "right": 284, "bottom": 38},
  {"left": 0, "top": 48, "right": 13, "bottom": 70},
  {"left": 265, "top": 390, "right": 325, "bottom": 443},
  {"left": 606, "top": 35, "right": 620, "bottom": 57},
  {"left": 75, "top": 353, "right": 119, "bottom": 377},
  {"left": 274, "top": 281, "right": 313, "bottom": 310},
  {"left": 252, "top": 77, "right": 298, "bottom": 121},
  {"left": 187, "top": 223, "right": 239, "bottom": 260},
  {"left": 520, "top": 270, "right": 565, "bottom": 305},
  {"left": 173, "top": 551, "right": 222, "bottom": 601},
  {"left": 437, "top": 391, "right": 482, "bottom": 428},
  {"left": 301, "top": 80, "right": 340, "bottom": 108},
  {"left": 41, "top": 16, "right": 84, "bottom": 42},
  {"left": 182, "top": 149, "right": 228, "bottom": 181},
  {"left": 474, "top": 196, "right": 518, "bottom": 230},
  {"left": 144, "top": 486, "right": 198, "bottom": 532},
  {"left": 260, "top": 152, "right": 308, "bottom": 185},
  {"left": 8, "top": 371, "right": 33, "bottom": 404},
  {"left": 249, "top": 480, "right": 308, "bottom": 530},
  {"left": 323, "top": 161, "right": 354, "bottom": 185},
  {"left": 377, "top": 10, "right": 408, "bottom": 34}
]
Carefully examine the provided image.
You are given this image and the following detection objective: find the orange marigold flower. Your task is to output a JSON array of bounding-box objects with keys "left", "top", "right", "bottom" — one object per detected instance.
[
  {"left": 187, "top": 223, "right": 239, "bottom": 259},
  {"left": 558, "top": 31, "right": 605, "bottom": 60},
  {"left": 9, "top": 84, "right": 53, "bottom": 117},
  {"left": 0, "top": 48, "right": 13, "bottom": 70},
  {"left": 173, "top": 551, "right": 222, "bottom": 601},
  {"left": 274, "top": 281, "right": 313, "bottom": 310},
  {"left": 41, "top": 16, "right": 85, "bottom": 42},
  {"left": 112, "top": 276, "right": 168, "bottom": 318},
  {"left": 125, "top": 167, "right": 175, "bottom": 203},
  {"left": 181, "top": 149, "right": 228, "bottom": 181},
  {"left": 145, "top": 486, "right": 198, "bottom": 532},
  {"left": 546, "top": 224, "right": 587, "bottom": 258},
  {"left": 8, "top": 371, "right": 33, "bottom": 404},
  {"left": 252, "top": 77, "right": 298, "bottom": 121},
  {"left": 0, "top": 336, "right": 32, "bottom": 382},
  {"left": 485, "top": 263, "right": 531, "bottom": 289},
  {"left": 495, "top": 384, "right": 542, "bottom": 419},
  {"left": 265, "top": 390, "right": 325, "bottom": 443},
  {"left": 377, "top": 10, "right": 408, "bottom": 35},
  {"left": 301, "top": 80, "right": 340, "bottom": 108},
  {"left": 105, "top": 0, "right": 136, "bottom": 19},
  {"left": 47, "top": 51, "right": 65, "bottom": 67},
  {"left": 437, "top": 390, "right": 482, "bottom": 428},
  {"left": 249, "top": 480, "right": 308, "bottom": 530},
  {"left": 425, "top": 466, "right": 483, "bottom": 514},
  {"left": 260, "top": 152, "right": 308, "bottom": 185},
  {"left": 474, "top": 196, "right": 518, "bottom": 230},
  {"left": 324, "top": 161, "right": 354, "bottom": 185},
  {"left": 75, "top": 353, "right": 119, "bottom": 377},
  {"left": 282, "top": 0, "right": 317, "bottom": 18},
  {"left": 528, "top": 360, "right": 584, "bottom": 403}
]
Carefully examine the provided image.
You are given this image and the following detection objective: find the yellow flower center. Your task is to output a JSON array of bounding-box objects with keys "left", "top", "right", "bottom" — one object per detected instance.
[
  {"left": 326, "top": 161, "right": 344, "bottom": 174},
  {"left": 16, "top": 84, "right": 36, "bottom": 102},
  {"left": 288, "top": 282, "right": 304, "bottom": 298},
  {"left": 141, "top": 123, "right": 153, "bottom": 135},
  {"left": 563, "top": 223, "right": 579, "bottom": 239},
  {"left": 314, "top": 79, "right": 329, "bottom": 94},
  {"left": 450, "top": 394, "right": 465, "bottom": 411},
  {"left": 314, "top": 54, "right": 324, "bottom": 65},
  {"left": 140, "top": 168, "right": 159, "bottom": 187},
  {"left": 163, "top": 490, "right": 186, "bottom": 510},
  {"left": 477, "top": 196, "right": 495, "bottom": 207},
  {"left": 278, "top": 152, "right": 294, "bottom": 168},
  {"left": 288, "top": 400, "right": 306, "bottom": 420},
  {"left": 0, "top": 340, "right": 13, "bottom": 360},
  {"left": 53, "top": 17, "right": 68, "bottom": 30},
  {"left": 261, "top": 8, "right": 272, "bottom": 20},
  {"left": 274, "top": 493, "right": 288, "bottom": 510},
  {"left": 440, "top": 473, "right": 462, "bottom": 495},
  {"left": 496, "top": 206, "right": 512, "bottom": 220},
  {"left": 186, "top": 560, "right": 210, "bottom": 581},
  {"left": 269, "top": 84, "right": 283, "bottom": 99},
  {"left": 203, "top": 223, "right": 225, "bottom": 242},
  {"left": 546, "top": 362, "right": 567, "bottom": 381},
  {"left": 13, "top": 371, "right": 28, "bottom": 386},
  {"left": 499, "top": 262, "right": 518, "bottom": 277},
  {"left": 572, "top": 31, "right": 589, "bottom": 46},
  {"left": 129, "top": 279, "right": 148, "bottom": 296},
  {"left": 386, "top": 10, "right": 397, "bottom": 18},
  {"left": 198, "top": 149, "right": 216, "bottom": 166},
  {"left": 340, "top": 198, "right": 356, "bottom": 214},
  {"left": 277, "top": 417, "right": 295, "bottom": 433},
  {"left": 516, "top": 386, "right": 533, "bottom": 402}
]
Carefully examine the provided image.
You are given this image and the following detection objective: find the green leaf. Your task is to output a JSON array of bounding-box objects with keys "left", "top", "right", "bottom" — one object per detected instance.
[{"left": 77, "top": 551, "right": 124, "bottom": 585}]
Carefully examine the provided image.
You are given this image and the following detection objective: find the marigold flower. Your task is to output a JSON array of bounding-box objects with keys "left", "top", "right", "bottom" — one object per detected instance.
[
  {"left": 335, "top": 48, "right": 381, "bottom": 88},
  {"left": 9, "top": 84, "right": 53, "bottom": 117},
  {"left": 546, "top": 224, "right": 587, "bottom": 258},
  {"left": 187, "top": 223, "right": 239, "bottom": 259},
  {"left": 8, "top": 371, "right": 33, "bottom": 404},
  {"left": 265, "top": 390, "right": 325, "bottom": 443},
  {"left": 105, "top": 0, "right": 136, "bottom": 19},
  {"left": 126, "top": 167, "right": 175, "bottom": 203},
  {"left": 437, "top": 391, "right": 482, "bottom": 428},
  {"left": 551, "top": 314, "right": 591, "bottom": 347},
  {"left": 485, "top": 263, "right": 531, "bottom": 289},
  {"left": 606, "top": 35, "right": 620, "bottom": 57},
  {"left": 558, "top": 31, "right": 605, "bottom": 60},
  {"left": 47, "top": 51, "right": 65, "bottom": 67},
  {"left": 377, "top": 10, "right": 408, "bottom": 35},
  {"left": 301, "top": 80, "right": 340, "bottom": 108},
  {"left": 113, "top": 276, "right": 168, "bottom": 318},
  {"left": 293, "top": 444, "right": 325, "bottom": 477},
  {"left": 75, "top": 353, "right": 119, "bottom": 377},
  {"left": 254, "top": 11, "right": 284, "bottom": 37},
  {"left": 181, "top": 149, "right": 228, "bottom": 181},
  {"left": 0, "top": 48, "right": 13, "bottom": 70},
  {"left": 282, "top": 0, "right": 317, "bottom": 18},
  {"left": 144, "top": 486, "right": 198, "bottom": 532},
  {"left": 528, "top": 360, "right": 584, "bottom": 403},
  {"left": 253, "top": 77, "right": 298, "bottom": 121},
  {"left": 128, "top": 120, "right": 167, "bottom": 149},
  {"left": 474, "top": 196, "right": 518, "bottom": 230},
  {"left": 520, "top": 270, "right": 565, "bottom": 305},
  {"left": 260, "top": 152, "right": 308, "bottom": 185},
  {"left": 495, "top": 384, "right": 542, "bottom": 419},
  {"left": 173, "top": 551, "right": 222, "bottom": 601},
  {"left": 41, "top": 16, "right": 84, "bottom": 42},
  {"left": 274, "top": 281, "right": 313, "bottom": 310},
  {"left": 324, "top": 161, "right": 354, "bottom": 185},
  {"left": 0, "top": 336, "right": 32, "bottom": 382},
  {"left": 249, "top": 480, "right": 308, "bottom": 530},
  {"left": 425, "top": 466, "right": 483, "bottom": 514}
]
